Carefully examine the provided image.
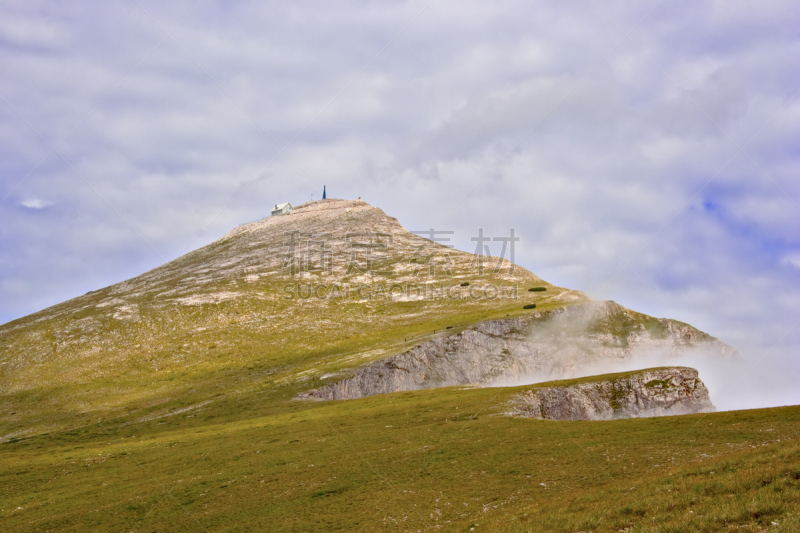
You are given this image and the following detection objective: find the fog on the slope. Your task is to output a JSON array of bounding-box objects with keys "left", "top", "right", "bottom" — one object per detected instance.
[{"left": 488, "top": 302, "right": 785, "bottom": 412}]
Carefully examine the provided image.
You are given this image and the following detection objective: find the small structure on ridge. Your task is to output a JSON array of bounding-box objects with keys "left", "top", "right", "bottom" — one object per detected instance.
[{"left": 271, "top": 202, "right": 293, "bottom": 216}]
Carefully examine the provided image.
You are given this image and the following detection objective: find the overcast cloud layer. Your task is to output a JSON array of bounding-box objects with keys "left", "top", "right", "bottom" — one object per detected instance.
[{"left": 1, "top": 0, "right": 798, "bottom": 409}]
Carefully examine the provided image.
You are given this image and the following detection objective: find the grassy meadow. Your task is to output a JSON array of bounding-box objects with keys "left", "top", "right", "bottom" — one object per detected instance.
[{"left": 2, "top": 380, "right": 799, "bottom": 532}]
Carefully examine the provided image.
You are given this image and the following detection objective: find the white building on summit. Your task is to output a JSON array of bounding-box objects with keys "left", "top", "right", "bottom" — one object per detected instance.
[{"left": 271, "top": 202, "right": 293, "bottom": 216}]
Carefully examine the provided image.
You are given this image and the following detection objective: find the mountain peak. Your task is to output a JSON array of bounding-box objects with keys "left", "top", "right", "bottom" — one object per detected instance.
[
  {"left": 0, "top": 197, "right": 737, "bottom": 444},
  {"left": 221, "top": 198, "right": 386, "bottom": 241},
  {"left": 1, "top": 197, "right": 566, "bottom": 438}
]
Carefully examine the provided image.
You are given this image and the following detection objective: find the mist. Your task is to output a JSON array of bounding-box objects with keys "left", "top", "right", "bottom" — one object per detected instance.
[{"left": 487, "top": 301, "right": 781, "bottom": 412}]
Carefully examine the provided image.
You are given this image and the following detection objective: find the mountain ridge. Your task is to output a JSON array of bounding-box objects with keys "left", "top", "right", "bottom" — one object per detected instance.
[
  {"left": 1, "top": 198, "right": 737, "bottom": 441},
  {"left": 0, "top": 199, "right": 567, "bottom": 439}
]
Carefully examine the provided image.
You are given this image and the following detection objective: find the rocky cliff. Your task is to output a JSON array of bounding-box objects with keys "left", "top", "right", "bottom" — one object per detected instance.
[
  {"left": 301, "top": 301, "right": 740, "bottom": 400},
  {"left": 508, "top": 367, "right": 714, "bottom": 421}
]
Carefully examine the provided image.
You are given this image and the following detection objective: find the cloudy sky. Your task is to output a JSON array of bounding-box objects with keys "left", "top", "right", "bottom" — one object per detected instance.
[{"left": 1, "top": 1, "right": 798, "bottom": 409}]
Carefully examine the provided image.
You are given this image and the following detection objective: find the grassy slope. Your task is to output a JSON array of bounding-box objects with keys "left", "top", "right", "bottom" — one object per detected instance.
[
  {"left": 1, "top": 379, "right": 799, "bottom": 532},
  {"left": 0, "top": 199, "right": 568, "bottom": 439},
  {"left": 3, "top": 199, "right": 794, "bottom": 531}
]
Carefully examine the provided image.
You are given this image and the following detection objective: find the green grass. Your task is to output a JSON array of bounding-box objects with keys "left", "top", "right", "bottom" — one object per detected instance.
[
  {"left": 2, "top": 384, "right": 799, "bottom": 532},
  {"left": 0, "top": 283, "right": 566, "bottom": 440}
]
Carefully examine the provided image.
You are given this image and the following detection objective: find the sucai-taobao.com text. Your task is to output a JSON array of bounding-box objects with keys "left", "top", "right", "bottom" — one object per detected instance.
[{"left": 282, "top": 282, "right": 519, "bottom": 301}]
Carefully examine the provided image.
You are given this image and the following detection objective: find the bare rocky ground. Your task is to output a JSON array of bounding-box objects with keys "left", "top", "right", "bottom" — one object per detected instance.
[
  {"left": 507, "top": 366, "right": 715, "bottom": 421},
  {"left": 300, "top": 300, "right": 739, "bottom": 405}
]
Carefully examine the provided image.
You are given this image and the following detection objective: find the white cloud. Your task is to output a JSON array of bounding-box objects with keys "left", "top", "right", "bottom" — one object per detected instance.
[{"left": 20, "top": 198, "right": 52, "bottom": 209}]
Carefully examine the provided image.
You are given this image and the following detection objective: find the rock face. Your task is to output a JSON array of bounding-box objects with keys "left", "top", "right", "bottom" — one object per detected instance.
[
  {"left": 301, "top": 301, "right": 740, "bottom": 400},
  {"left": 508, "top": 367, "right": 715, "bottom": 421}
]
